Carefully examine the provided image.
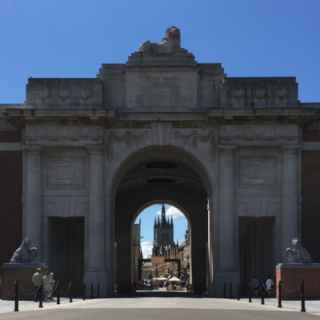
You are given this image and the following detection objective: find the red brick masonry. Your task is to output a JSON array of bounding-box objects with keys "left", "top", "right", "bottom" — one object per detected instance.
[{"left": 276, "top": 263, "right": 320, "bottom": 299}]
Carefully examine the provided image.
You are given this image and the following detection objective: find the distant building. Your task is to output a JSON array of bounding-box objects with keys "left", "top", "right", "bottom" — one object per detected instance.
[
  {"left": 150, "top": 204, "right": 190, "bottom": 281},
  {"left": 131, "top": 220, "right": 143, "bottom": 284},
  {"left": 153, "top": 204, "right": 175, "bottom": 256}
]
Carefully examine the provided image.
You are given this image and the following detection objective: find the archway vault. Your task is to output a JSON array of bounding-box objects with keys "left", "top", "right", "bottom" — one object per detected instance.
[{"left": 113, "top": 146, "right": 210, "bottom": 295}]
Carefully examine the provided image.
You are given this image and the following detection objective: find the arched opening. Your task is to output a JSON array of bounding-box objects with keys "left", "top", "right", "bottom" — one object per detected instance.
[
  {"left": 113, "top": 146, "right": 211, "bottom": 295},
  {"left": 132, "top": 202, "right": 191, "bottom": 293}
]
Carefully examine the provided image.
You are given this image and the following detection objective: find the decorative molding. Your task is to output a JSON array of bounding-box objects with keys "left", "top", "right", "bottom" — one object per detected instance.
[
  {"left": 87, "top": 145, "right": 104, "bottom": 155},
  {"left": 105, "top": 129, "right": 148, "bottom": 160},
  {"left": 46, "top": 158, "right": 87, "bottom": 190},
  {"left": 239, "top": 156, "right": 277, "bottom": 186},
  {"left": 0, "top": 119, "right": 17, "bottom": 131},
  {"left": 238, "top": 198, "right": 280, "bottom": 217},
  {"left": 44, "top": 150, "right": 88, "bottom": 191},
  {"left": 45, "top": 196, "right": 88, "bottom": 217},
  {"left": 0, "top": 142, "right": 21, "bottom": 151},
  {"left": 104, "top": 126, "right": 217, "bottom": 162},
  {"left": 220, "top": 125, "right": 299, "bottom": 144},
  {"left": 222, "top": 78, "right": 298, "bottom": 109},
  {"left": 303, "top": 142, "right": 320, "bottom": 151},
  {"left": 174, "top": 128, "right": 216, "bottom": 148},
  {"left": 151, "top": 123, "right": 172, "bottom": 145},
  {"left": 25, "top": 125, "right": 103, "bottom": 145},
  {"left": 26, "top": 79, "right": 103, "bottom": 109}
]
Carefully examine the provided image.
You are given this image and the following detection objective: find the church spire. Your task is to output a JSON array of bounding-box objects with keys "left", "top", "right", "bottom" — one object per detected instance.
[{"left": 161, "top": 203, "right": 166, "bottom": 224}]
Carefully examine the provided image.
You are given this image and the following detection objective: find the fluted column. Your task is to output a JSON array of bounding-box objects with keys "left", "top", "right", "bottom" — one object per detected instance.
[
  {"left": 85, "top": 146, "right": 107, "bottom": 294},
  {"left": 23, "top": 146, "right": 42, "bottom": 257},
  {"left": 281, "top": 146, "right": 300, "bottom": 259}
]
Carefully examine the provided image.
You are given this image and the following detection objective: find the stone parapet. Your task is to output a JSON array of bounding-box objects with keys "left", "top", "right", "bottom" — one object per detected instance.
[
  {"left": 26, "top": 78, "right": 103, "bottom": 109},
  {"left": 220, "top": 77, "right": 298, "bottom": 109}
]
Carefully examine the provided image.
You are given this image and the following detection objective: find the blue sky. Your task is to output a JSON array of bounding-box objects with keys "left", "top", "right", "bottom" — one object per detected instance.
[
  {"left": 135, "top": 204, "right": 188, "bottom": 258},
  {"left": 0, "top": 0, "right": 319, "bottom": 103}
]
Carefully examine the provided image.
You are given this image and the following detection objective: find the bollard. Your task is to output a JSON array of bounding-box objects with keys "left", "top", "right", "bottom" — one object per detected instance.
[
  {"left": 300, "top": 280, "right": 306, "bottom": 313},
  {"left": 14, "top": 281, "right": 19, "bottom": 312},
  {"left": 38, "top": 285, "right": 43, "bottom": 308},
  {"left": 237, "top": 284, "right": 241, "bottom": 301},
  {"left": 277, "top": 280, "right": 282, "bottom": 308},
  {"left": 68, "top": 282, "right": 73, "bottom": 303},
  {"left": 90, "top": 283, "right": 94, "bottom": 299},
  {"left": 56, "top": 283, "right": 60, "bottom": 305},
  {"left": 83, "top": 284, "right": 86, "bottom": 300},
  {"left": 223, "top": 283, "right": 227, "bottom": 298},
  {"left": 97, "top": 284, "right": 100, "bottom": 298},
  {"left": 261, "top": 288, "right": 265, "bottom": 305},
  {"left": 229, "top": 282, "right": 233, "bottom": 299},
  {"left": 248, "top": 286, "right": 252, "bottom": 303}
]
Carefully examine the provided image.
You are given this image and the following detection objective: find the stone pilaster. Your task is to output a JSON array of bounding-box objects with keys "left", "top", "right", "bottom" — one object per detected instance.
[
  {"left": 104, "top": 180, "right": 114, "bottom": 296},
  {"left": 207, "top": 195, "right": 215, "bottom": 295},
  {"left": 85, "top": 146, "right": 107, "bottom": 294},
  {"left": 23, "top": 146, "right": 42, "bottom": 257},
  {"left": 214, "top": 145, "right": 239, "bottom": 295},
  {"left": 281, "top": 146, "right": 300, "bottom": 259}
]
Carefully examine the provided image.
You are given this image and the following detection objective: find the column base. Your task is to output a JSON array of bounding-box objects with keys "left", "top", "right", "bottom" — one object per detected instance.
[
  {"left": 84, "top": 270, "right": 113, "bottom": 297},
  {"left": 208, "top": 271, "right": 240, "bottom": 297}
]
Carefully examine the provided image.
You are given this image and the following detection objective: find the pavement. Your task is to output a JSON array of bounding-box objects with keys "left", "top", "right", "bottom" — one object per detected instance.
[{"left": 0, "top": 297, "right": 319, "bottom": 319}]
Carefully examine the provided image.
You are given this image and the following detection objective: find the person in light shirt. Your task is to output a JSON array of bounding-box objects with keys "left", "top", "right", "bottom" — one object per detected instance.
[{"left": 265, "top": 275, "right": 274, "bottom": 296}]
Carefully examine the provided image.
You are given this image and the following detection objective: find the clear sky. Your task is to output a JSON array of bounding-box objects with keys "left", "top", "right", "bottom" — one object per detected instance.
[
  {"left": 0, "top": 0, "right": 319, "bottom": 103},
  {"left": 135, "top": 204, "right": 188, "bottom": 258}
]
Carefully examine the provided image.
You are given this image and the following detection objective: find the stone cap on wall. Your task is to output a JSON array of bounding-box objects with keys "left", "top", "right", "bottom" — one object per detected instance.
[
  {"left": 26, "top": 78, "right": 104, "bottom": 109},
  {"left": 276, "top": 263, "right": 320, "bottom": 269},
  {"left": 220, "top": 77, "right": 298, "bottom": 109}
]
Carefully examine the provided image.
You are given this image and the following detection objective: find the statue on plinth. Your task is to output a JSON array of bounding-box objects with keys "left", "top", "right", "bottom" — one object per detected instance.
[
  {"left": 128, "top": 26, "right": 196, "bottom": 65},
  {"left": 138, "top": 26, "right": 182, "bottom": 55},
  {"left": 285, "top": 238, "right": 312, "bottom": 263},
  {"left": 2, "top": 237, "right": 46, "bottom": 299},
  {"left": 10, "top": 237, "right": 38, "bottom": 264}
]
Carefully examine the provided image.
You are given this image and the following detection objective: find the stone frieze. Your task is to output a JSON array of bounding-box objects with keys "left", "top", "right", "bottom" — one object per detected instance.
[
  {"left": 24, "top": 125, "right": 104, "bottom": 145},
  {"left": 220, "top": 125, "right": 299, "bottom": 144}
]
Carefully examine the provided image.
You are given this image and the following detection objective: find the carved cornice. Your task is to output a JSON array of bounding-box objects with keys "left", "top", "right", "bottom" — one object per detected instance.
[
  {"left": 105, "top": 129, "right": 148, "bottom": 160},
  {"left": 219, "top": 125, "right": 299, "bottom": 145},
  {"left": 24, "top": 125, "right": 104, "bottom": 145},
  {"left": 173, "top": 128, "right": 216, "bottom": 148}
]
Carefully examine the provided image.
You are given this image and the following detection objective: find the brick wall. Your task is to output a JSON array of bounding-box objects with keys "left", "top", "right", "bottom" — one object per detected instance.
[
  {"left": 302, "top": 151, "right": 320, "bottom": 261},
  {"left": 0, "top": 130, "right": 22, "bottom": 265}
]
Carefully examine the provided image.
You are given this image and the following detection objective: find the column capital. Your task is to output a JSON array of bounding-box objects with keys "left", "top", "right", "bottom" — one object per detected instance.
[
  {"left": 22, "top": 145, "right": 41, "bottom": 153},
  {"left": 87, "top": 145, "right": 104, "bottom": 155},
  {"left": 282, "top": 145, "right": 301, "bottom": 157},
  {"left": 282, "top": 144, "right": 301, "bottom": 151},
  {"left": 218, "top": 144, "right": 237, "bottom": 150}
]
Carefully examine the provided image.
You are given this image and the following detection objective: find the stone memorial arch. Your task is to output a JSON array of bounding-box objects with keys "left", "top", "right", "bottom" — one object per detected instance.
[{"left": 3, "top": 26, "right": 319, "bottom": 296}]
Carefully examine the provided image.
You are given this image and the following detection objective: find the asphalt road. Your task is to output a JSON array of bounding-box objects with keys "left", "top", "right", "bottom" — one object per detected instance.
[
  {"left": 0, "top": 298, "right": 319, "bottom": 320},
  {"left": 0, "top": 308, "right": 318, "bottom": 320}
]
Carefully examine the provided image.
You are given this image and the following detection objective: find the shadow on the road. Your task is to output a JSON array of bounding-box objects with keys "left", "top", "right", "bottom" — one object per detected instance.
[
  {"left": 0, "top": 308, "right": 317, "bottom": 320},
  {"left": 117, "top": 291, "right": 202, "bottom": 298}
]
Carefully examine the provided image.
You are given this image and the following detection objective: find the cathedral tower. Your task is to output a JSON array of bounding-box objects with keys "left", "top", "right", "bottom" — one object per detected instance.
[{"left": 153, "top": 204, "right": 174, "bottom": 256}]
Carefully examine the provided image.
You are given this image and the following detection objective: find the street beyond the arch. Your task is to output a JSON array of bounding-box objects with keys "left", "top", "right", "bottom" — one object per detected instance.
[{"left": 0, "top": 298, "right": 319, "bottom": 320}]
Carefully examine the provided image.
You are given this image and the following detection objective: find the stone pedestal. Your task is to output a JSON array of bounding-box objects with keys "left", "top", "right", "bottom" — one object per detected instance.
[
  {"left": 276, "top": 263, "right": 320, "bottom": 299},
  {"left": 1, "top": 263, "right": 45, "bottom": 300}
]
